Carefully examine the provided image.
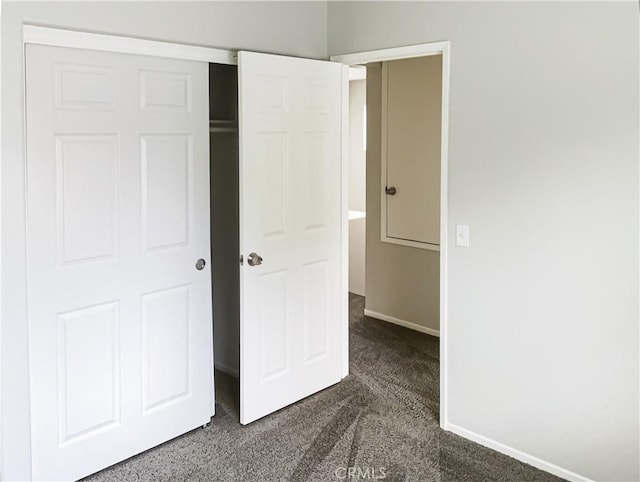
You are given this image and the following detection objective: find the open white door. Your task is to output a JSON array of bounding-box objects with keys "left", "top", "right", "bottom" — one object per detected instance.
[
  {"left": 238, "top": 51, "right": 345, "bottom": 424},
  {"left": 26, "top": 44, "right": 213, "bottom": 481}
]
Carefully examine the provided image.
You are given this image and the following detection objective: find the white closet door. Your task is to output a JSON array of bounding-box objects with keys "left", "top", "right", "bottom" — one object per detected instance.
[
  {"left": 25, "top": 44, "right": 213, "bottom": 481},
  {"left": 238, "top": 51, "right": 344, "bottom": 424}
]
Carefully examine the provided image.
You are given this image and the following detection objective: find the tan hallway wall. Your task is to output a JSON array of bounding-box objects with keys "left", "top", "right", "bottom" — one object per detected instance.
[{"left": 365, "top": 61, "right": 440, "bottom": 334}]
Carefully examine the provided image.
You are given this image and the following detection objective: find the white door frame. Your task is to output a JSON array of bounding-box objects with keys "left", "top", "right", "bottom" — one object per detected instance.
[
  {"left": 330, "top": 41, "right": 451, "bottom": 429},
  {"left": 4, "top": 25, "right": 350, "bottom": 479}
]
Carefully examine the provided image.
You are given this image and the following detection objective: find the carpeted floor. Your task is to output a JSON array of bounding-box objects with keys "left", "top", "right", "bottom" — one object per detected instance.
[{"left": 85, "top": 294, "right": 564, "bottom": 482}]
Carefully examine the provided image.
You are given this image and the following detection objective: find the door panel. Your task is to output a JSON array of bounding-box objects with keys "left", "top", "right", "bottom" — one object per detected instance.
[
  {"left": 141, "top": 285, "right": 191, "bottom": 412},
  {"left": 238, "top": 51, "right": 344, "bottom": 424},
  {"left": 26, "top": 44, "right": 213, "bottom": 481},
  {"left": 57, "top": 135, "right": 119, "bottom": 263},
  {"left": 141, "top": 135, "right": 191, "bottom": 249},
  {"left": 58, "top": 302, "right": 120, "bottom": 444},
  {"left": 303, "top": 260, "right": 329, "bottom": 363}
]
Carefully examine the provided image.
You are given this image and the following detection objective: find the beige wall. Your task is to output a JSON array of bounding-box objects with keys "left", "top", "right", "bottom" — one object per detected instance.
[
  {"left": 330, "top": 2, "right": 639, "bottom": 481},
  {"left": 1, "top": 3, "right": 327, "bottom": 479},
  {"left": 365, "top": 62, "right": 440, "bottom": 333}
]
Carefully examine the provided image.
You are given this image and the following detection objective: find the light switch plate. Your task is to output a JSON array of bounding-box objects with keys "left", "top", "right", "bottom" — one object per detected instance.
[{"left": 456, "top": 225, "right": 470, "bottom": 248}]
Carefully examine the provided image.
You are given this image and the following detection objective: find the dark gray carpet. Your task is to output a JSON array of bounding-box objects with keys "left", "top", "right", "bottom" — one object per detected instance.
[{"left": 85, "top": 294, "right": 564, "bottom": 482}]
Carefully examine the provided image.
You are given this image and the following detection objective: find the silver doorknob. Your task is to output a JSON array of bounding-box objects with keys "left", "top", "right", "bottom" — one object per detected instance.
[
  {"left": 195, "top": 258, "right": 206, "bottom": 270},
  {"left": 385, "top": 186, "right": 397, "bottom": 195},
  {"left": 247, "top": 252, "right": 263, "bottom": 267}
]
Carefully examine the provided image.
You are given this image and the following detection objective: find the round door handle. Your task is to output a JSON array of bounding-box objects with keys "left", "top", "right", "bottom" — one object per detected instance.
[
  {"left": 247, "top": 252, "right": 263, "bottom": 267},
  {"left": 195, "top": 258, "right": 206, "bottom": 270},
  {"left": 385, "top": 186, "right": 397, "bottom": 195}
]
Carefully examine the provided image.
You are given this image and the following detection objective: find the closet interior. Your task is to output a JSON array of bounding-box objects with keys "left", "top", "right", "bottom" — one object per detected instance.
[{"left": 209, "top": 62, "right": 241, "bottom": 404}]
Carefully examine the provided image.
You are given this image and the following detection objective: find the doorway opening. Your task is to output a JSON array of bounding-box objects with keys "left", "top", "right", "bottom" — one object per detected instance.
[{"left": 339, "top": 42, "right": 450, "bottom": 427}]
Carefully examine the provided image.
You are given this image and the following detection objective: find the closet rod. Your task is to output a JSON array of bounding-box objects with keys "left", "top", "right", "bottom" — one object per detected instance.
[{"left": 210, "top": 127, "right": 238, "bottom": 133}]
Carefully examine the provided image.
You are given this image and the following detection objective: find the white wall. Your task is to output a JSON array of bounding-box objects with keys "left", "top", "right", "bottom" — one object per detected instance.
[
  {"left": 1, "top": 2, "right": 327, "bottom": 479},
  {"left": 349, "top": 79, "right": 366, "bottom": 296},
  {"left": 329, "top": 2, "right": 639, "bottom": 481}
]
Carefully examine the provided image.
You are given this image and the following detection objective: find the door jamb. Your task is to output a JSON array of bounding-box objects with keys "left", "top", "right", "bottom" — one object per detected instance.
[{"left": 330, "top": 41, "right": 451, "bottom": 429}]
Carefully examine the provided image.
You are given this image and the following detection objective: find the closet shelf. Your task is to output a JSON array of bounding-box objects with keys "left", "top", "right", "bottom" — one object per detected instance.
[{"left": 210, "top": 119, "right": 238, "bottom": 133}]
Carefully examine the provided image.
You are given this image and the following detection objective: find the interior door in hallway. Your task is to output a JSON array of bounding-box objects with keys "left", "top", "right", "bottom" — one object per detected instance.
[{"left": 25, "top": 44, "right": 213, "bottom": 481}]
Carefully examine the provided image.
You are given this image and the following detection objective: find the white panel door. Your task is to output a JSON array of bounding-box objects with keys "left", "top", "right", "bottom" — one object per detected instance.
[
  {"left": 238, "top": 51, "right": 345, "bottom": 424},
  {"left": 25, "top": 44, "right": 213, "bottom": 481}
]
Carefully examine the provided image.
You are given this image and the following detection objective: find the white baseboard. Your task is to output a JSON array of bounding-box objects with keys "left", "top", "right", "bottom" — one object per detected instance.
[
  {"left": 214, "top": 360, "right": 239, "bottom": 378},
  {"left": 363, "top": 309, "right": 440, "bottom": 337},
  {"left": 445, "top": 422, "right": 593, "bottom": 482}
]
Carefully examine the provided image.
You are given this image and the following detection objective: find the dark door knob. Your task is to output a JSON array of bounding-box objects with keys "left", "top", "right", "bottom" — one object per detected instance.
[
  {"left": 385, "top": 186, "right": 397, "bottom": 195},
  {"left": 195, "top": 259, "right": 206, "bottom": 270}
]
